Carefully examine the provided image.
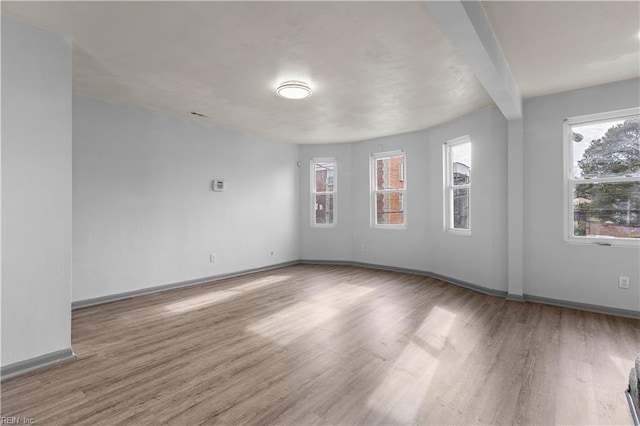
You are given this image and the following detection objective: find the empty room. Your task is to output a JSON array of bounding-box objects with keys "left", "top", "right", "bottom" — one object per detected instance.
[{"left": 1, "top": 1, "right": 639, "bottom": 425}]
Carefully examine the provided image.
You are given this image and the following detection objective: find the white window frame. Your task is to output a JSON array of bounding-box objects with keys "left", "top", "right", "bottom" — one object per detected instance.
[
  {"left": 311, "top": 157, "right": 337, "bottom": 227},
  {"left": 563, "top": 107, "right": 640, "bottom": 247},
  {"left": 444, "top": 136, "right": 471, "bottom": 235},
  {"left": 370, "top": 150, "right": 406, "bottom": 229}
]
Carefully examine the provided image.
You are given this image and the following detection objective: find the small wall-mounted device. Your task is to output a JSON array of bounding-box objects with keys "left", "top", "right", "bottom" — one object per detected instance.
[{"left": 212, "top": 179, "right": 225, "bottom": 192}]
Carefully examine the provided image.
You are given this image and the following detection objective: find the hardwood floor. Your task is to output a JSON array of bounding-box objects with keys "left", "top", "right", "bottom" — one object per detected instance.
[{"left": 2, "top": 264, "right": 639, "bottom": 425}]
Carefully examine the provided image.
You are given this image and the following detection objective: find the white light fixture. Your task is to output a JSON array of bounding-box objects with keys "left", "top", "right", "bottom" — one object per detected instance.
[{"left": 276, "top": 81, "right": 312, "bottom": 100}]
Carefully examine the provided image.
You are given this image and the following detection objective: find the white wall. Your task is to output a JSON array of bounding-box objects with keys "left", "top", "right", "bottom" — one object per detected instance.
[
  {"left": 301, "top": 81, "right": 640, "bottom": 313},
  {"left": 298, "top": 143, "right": 354, "bottom": 261},
  {"left": 72, "top": 95, "right": 299, "bottom": 302},
  {"left": 424, "top": 106, "right": 508, "bottom": 292},
  {"left": 299, "top": 106, "right": 509, "bottom": 293},
  {"left": 523, "top": 79, "right": 640, "bottom": 311},
  {"left": 1, "top": 16, "right": 72, "bottom": 366}
]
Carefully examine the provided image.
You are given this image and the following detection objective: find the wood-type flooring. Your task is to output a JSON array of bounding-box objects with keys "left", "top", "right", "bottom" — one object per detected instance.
[{"left": 2, "top": 264, "right": 639, "bottom": 425}]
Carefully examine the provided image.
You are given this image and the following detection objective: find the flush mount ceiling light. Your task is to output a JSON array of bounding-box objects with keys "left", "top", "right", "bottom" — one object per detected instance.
[{"left": 276, "top": 81, "right": 312, "bottom": 100}]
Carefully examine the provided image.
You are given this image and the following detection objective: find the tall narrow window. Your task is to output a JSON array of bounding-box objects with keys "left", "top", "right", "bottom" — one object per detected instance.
[
  {"left": 444, "top": 136, "right": 471, "bottom": 233},
  {"left": 371, "top": 151, "right": 406, "bottom": 227},
  {"left": 565, "top": 107, "right": 639, "bottom": 245},
  {"left": 311, "top": 158, "right": 337, "bottom": 226}
]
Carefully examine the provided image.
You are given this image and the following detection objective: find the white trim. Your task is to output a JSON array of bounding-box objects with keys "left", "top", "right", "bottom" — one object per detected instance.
[
  {"left": 444, "top": 135, "right": 471, "bottom": 146},
  {"left": 310, "top": 157, "right": 337, "bottom": 228},
  {"left": 569, "top": 176, "right": 639, "bottom": 184},
  {"left": 564, "top": 107, "right": 639, "bottom": 126},
  {"left": 566, "top": 236, "right": 640, "bottom": 248},
  {"left": 371, "top": 149, "right": 405, "bottom": 160},
  {"left": 446, "top": 227, "right": 472, "bottom": 237},
  {"left": 444, "top": 136, "right": 472, "bottom": 234},
  {"left": 370, "top": 150, "right": 407, "bottom": 228},
  {"left": 563, "top": 119, "right": 572, "bottom": 244},
  {"left": 563, "top": 107, "right": 640, "bottom": 247}
]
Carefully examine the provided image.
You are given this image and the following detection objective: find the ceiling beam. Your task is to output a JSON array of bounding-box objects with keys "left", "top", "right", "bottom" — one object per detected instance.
[{"left": 425, "top": 0, "right": 522, "bottom": 120}]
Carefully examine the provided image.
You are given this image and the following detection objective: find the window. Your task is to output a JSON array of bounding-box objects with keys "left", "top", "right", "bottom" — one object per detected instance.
[
  {"left": 444, "top": 136, "right": 471, "bottom": 233},
  {"left": 371, "top": 151, "right": 406, "bottom": 227},
  {"left": 311, "top": 158, "right": 336, "bottom": 226},
  {"left": 564, "top": 107, "right": 640, "bottom": 245}
]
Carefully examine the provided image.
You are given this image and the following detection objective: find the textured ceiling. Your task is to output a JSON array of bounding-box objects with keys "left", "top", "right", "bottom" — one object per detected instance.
[
  {"left": 2, "top": 1, "right": 492, "bottom": 144},
  {"left": 3, "top": 2, "right": 638, "bottom": 144},
  {"left": 482, "top": 1, "right": 640, "bottom": 99}
]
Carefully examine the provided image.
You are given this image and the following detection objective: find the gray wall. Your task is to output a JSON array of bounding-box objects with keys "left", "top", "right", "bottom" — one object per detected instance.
[
  {"left": 523, "top": 79, "right": 640, "bottom": 311},
  {"left": 300, "top": 106, "right": 509, "bottom": 293},
  {"left": 1, "top": 16, "right": 72, "bottom": 366},
  {"left": 72, "top": 95, "right": 300, "bottom": 302}
]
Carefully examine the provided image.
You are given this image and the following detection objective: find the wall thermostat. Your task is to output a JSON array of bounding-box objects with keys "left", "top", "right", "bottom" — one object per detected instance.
[{"left": 212, "top": 179, "right": 225, "bottom": 192}]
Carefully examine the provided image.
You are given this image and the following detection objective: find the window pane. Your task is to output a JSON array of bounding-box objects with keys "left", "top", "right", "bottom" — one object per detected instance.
[
  {"left": 314, "top": 162, "right": 335, "bottom": 192},
  {"left": 451, "top": 143, "right": 471, "bottom": 185},
  {"left": 573, "top": 182, "right": 640, "bottom": 238},
  {"left": 571, "top": 116, "right": 640, "bottom": 179},
  {"left": 376, "top": 191, "right": 405, "bottom": 225},
  {"left": 315, "top": 194, "right": 334, "bottom": 224},
  {"left": 453, "top": 188, "right": 469, "bottom": 229},
  {"left": 376, "top": 155, "right": 405, "bottom": 190}
]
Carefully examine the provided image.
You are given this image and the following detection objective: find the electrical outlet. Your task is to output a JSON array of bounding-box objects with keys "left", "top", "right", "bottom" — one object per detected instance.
[
  {"left": 210, "top": 253, "right": 216, "bottom": 263},
  {"left": 360, "top": 244, "right": 366, "bottom": 253},
  {"left": 619, "top": 276, "right": 630, "bottom": 289}
]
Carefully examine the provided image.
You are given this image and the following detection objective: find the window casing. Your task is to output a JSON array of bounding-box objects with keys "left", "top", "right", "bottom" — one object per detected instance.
[
  {"left": 311, "top": 158, "right": 337, "bottom": 227},
  {"left": 371, "top": 150, "right": 406, "bottom": 228},
  {"left": 564, "top": 107, "right": 640, "bottom": 246},
  {"left": 444, "top": 136, "right": 471, "bottom": 234}
]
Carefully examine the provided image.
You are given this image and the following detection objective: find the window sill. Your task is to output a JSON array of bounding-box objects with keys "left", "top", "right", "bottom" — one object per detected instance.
[
  {"left": 565, "top": 237, "right": 640, "bottom": 248},
  {"left": 312, "top": 224, "right": 337, "bottom": 229},
  {"left": 372, "top": 224, "right": 407, "bottom": 230},
  {"left": 446, "top": 228, "right": 471, "bottom": 236}
]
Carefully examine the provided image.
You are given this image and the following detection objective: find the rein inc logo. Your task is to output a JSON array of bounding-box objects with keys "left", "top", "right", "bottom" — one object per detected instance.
[{"left": 1, "top": 418, "right": 34, "bottom": 425}]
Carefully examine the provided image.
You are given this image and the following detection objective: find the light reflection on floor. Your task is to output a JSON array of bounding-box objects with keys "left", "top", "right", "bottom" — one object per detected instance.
[
  {"left": 164, "top": 275, "right": 290, "bottom": 313},
  {"left": 246, "top": 283, "right": 374, "bottom": 345},
  {"left": 366, "top": 306, "right": 457, "bottom": 423},
  {"left": 412, "top": 305, "right": 457, "bottom": 352},
  {"left": 609, "top": 355, "right": 634, "bottom": 378}
]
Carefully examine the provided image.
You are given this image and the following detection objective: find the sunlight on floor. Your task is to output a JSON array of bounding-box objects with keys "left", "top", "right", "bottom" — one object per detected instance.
[
  {"left": 246, "top": 283, "right": 374, "bottom": 345},
  {"left": 554, "top": 360, "right": 598, "bottom": 425},
  {"left": 308, "top": 282, "right": 375, "bottom": 308},
  {"left": 164, "top": 275, "right": 290, "bottom": 313},
  {"left": 247, "top": 300, "right": 339, "bottom": 345},
  {"left": 367, "top": 341, "right": 439, "bottom": 423},
  {"left": 413, "top": 306, "right": 457, "bottom": 352},
  {"left": 366, "top": 306, "right": 457, "bottom": 423},
  {"left": 609, "top": 355, "right": 634, "bottom": 378},
  {"left": 365, "top": 301, "right": 409, "bottom": 332}
]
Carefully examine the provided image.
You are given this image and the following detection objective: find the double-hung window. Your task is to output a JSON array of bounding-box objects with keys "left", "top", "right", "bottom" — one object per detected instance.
[
  {"left": 444, "top": 136, "right": 471, "bottom": 233},
  {"left": 371, "top": 151, "right": 406, "bottom": 227},
  {"left": 564, "top": 107, "right": 640, "bottom": 245},
  {"left": 311, "top": 158, "right": 336, "bottom": 226}
]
